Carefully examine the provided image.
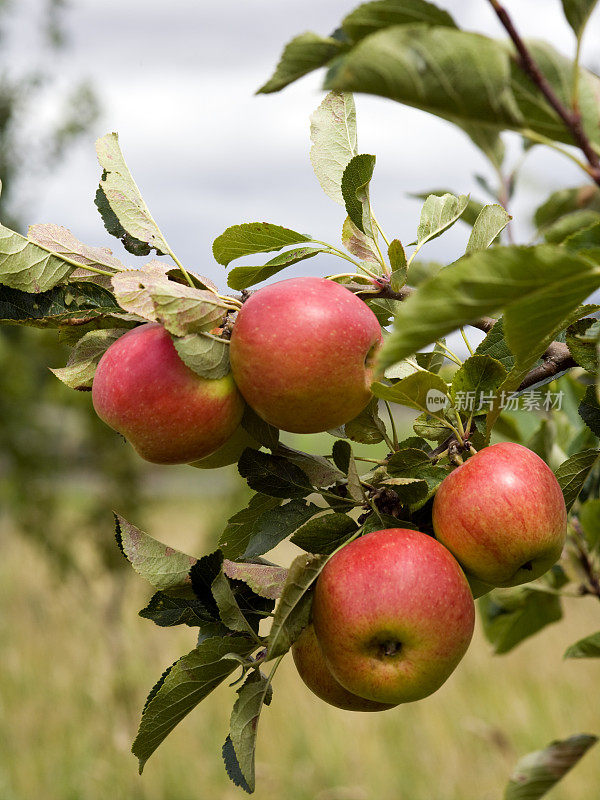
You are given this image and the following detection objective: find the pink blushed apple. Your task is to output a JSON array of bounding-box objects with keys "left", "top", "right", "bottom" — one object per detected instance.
[
  {"left": 432, "top": 442, "right": 567, "bottom": 587},
  {"left": 312, "top": 528, "right": 475, "bottom": 705},
  {"left": 92, "top": 323, "right": 243, "bottom": 464},
  {"left": 229, "top": 277, "right": 383, "bottom": 433}
]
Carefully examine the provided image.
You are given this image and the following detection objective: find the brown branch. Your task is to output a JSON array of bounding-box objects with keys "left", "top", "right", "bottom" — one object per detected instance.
[{"left": 488, "top": 0, "right": 600, "bottom": 186}]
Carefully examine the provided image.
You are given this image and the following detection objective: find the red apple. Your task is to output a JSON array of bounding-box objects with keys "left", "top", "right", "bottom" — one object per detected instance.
[
  {"left": 292, "top": 624, "right": 395, "bottom": 712},
  {"left": 92, "top": 323, "right": 243, "bottom": 464},
  {"left": 312, "top": 529, "right": 475, "bottom": 705},
  {"left": 229, "top": 277, "right": 383, "bottom": 433},
  {"left": 432, "top": 443, "right": 567, "bottom": 587}
]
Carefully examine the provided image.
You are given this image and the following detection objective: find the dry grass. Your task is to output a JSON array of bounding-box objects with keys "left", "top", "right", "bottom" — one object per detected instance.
[{"left": 0, "top": 496, "right": 599, "bottom": 800}]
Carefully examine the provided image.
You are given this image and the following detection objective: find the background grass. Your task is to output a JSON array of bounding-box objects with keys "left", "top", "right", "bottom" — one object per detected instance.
[{"left": 0, "top": 457, "right": 598, "bottom": 800}]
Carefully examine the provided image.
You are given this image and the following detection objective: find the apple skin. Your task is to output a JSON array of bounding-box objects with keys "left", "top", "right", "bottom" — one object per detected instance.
[
  {"left": 292, "top": 624, "right": 395, "bottom": 712},
  {"left": 229, "top": 277, "right": 383, "bottom": 434},
  {"left": 92, "top": 323, "right": 244, "bottom": 465},
  {"left": 432, "top": 442, "right": 567, "bottom": 588},
  {"left": 312, "top": 528, "right": 475, "bottom": 705}
]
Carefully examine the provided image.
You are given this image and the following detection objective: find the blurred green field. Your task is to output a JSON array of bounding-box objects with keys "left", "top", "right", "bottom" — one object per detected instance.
[{"left": 0, "top": 456, "right": 599, "bottom": 800}]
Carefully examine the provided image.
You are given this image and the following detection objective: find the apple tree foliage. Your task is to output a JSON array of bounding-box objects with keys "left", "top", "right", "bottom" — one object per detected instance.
[{"left": 2, "top": 0, "right": 600, "bottom": 795}]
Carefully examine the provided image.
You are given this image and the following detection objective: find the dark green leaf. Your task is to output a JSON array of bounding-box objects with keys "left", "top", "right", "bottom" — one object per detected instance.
[
  {"left": 218, "top": 495, "right": 283, "bottom": 560},
  {"left": 213, "top": 223, "right": 311, "bottom": 266},
  {"left": 561, "top": 0, "right": 599, "bottom": 37},
  {"left": 222, "top": 735, "right": 252, "bottom": 794},
  {"left": 244, "top": 499, "right": 321, "bottom": 558},
  {"left": 566, "top": 317, "right": 599, "bottom": 373},
  {"left": 564, "top": 631, "right": 600, "bottom": 658},
  {"left": 258, "top": 33, "right": 344, "bottom": 94},
  {"left": 229, "top": 670, "right": 273, "bottom": 792},
  {"left": 344, "top": 397, "right": 387, "bottom": 444},
  {"left": 242, "top": 406, "right": 279, "bottom": 450},
  {"left": 372, "top": 371, "right": 449, "bottom": 414},
  {"left": 133, "top": 636, "right": 256, "bottom": 772},
  {"left": 189, "top": 550, "right": 224, "bottom": 620},
  {"left": 139, "top": 586, "right": 217, "bottom": 627},
  {"left": 291, "top": 512, "right": 358, "bottom": 554},
  {"left": 267, "top": 553, "right": 328, "bottom": 659},
  {"left": 578, "top": 385, "right": 600, "bottom": 436},
  {"left": 474, "top": 318, "right": 514, "bottom": 371},
  {"left": 227, "top": 247, "right": 325, "bottom": 290},
  {"left": 555, "top": 448, "right": 599, "bottom": 510},
  {"left": 534, "top": 185, "right": 600, "bottom": 230},
  {"left": 211, "top": 572, "right": 261, "bottom": 637},
  {"left": 341, "top": 153, "right": 376, "bottom": 236},
  {"left": 542, "top": 211, "right": 600, "bottom": 245},
  {"left": 450, "top": 354, "right": 507, "bottom": 413},
  {"left": 388, "top": 239, "right": 407, "bottom": 288},
  {"left": 275, "top": 444, "right": 344, "bottom": 488},
  {"left": 578, "top": 498, "right": 600, "bottom": 551},
  {"left": 238, "top": 448, "right": 314, "bottom": 498},
  {"left": 342, "top": 0, "right": 456, "bottom": 41},
  {"left": 504, "top": 734, "right": 597, "bottom": 800},
  {"left": 479, "top": 586, "right": 562, "bottom": 655},
  {"left": 332, "top": 440, "right": 351, "bottom": 473}
]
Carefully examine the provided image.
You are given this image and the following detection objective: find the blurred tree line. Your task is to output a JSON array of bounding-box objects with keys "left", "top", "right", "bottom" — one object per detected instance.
[{"left": 0, "top": 0, "right": 145, "bottom": 573}]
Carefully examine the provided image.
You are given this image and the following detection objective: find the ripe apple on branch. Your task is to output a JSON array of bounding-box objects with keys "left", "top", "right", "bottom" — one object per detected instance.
[{"left": 1, "top": 0, "right": 600, "bottom": 796}]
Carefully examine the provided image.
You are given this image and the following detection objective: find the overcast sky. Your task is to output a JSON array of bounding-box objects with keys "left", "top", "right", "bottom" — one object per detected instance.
[{"left": 7, "top": 0, "right": 600, "bottom": 292}]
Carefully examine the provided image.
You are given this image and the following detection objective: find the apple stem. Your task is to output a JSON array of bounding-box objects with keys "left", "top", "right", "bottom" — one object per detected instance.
[{"left": 383, "top": 401, "right": 399, "bottom": 450}]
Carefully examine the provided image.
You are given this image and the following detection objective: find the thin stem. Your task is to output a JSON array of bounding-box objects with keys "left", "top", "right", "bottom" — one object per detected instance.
[
  {"left": 165, "top": 247, "right": 195, "bottom": 288},
  {"left": 384, "top": 400, "right": 399, "bottom": 450},
  {"left": 460, "top": 327, "right": 474, "bottom": 357},
  {"left": 572, "top": 34, "right": 583, "bottom": 112},
  {"left": 354, "top": 456, "right": 388, "bottom": 465},
  {"left": 373, "top": 216, "right": 391, "bottom": 248},
  {"left": 435, "top": 340, "right": 463, "bottom": 367},
  {"left": 522, "top": 128, "right": 592, "bottom": 176}
]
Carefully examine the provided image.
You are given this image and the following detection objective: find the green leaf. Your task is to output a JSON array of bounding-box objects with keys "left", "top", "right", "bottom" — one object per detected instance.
[
  {"left": 466, "top": 204, "right": 511, "bottom": 253},
  {"left": 344, "top": 397, "right": 387, "bottom": 444},
  {"left": 213, "top": 223, "right": 312, "bottom": 267},
  {"left": 341, "top": 153, "right": 377, "bottom": 236},
  {"left": 388, "top": 239, "right": 407, "bottom": 289},
  {"left": 377, "top": 246, "right": 600, "bottom": 371},
  {"left": 242, "top": 406, "right": 279, "bottom": 451},
  {"left": 409, "top": 190, "right": 484, "bottom": 227},
  {"left": 504, "top": 734, "right": 597, "bottom": 800},
  {"left": 112, "top": 262, "right": 228, "bottom": 336},
  {"left": 386, "top": 447, "right": 431, "bottom": 475},
  {"left": 474, "top": 319, "right": 514, "bottom": 371},
  {"left": 218, "top": 495, "right": 283, "bottom": 560},
  {"left": 258, "top": 32, "right": 344, "bottom": 94},
  {"left": 578, "top": 498, "right": 600, "bottom": 551},
  {"left": 564, "top": 631, "right": 600, "bottom": 658},
  {"left": 238, "top": 449, "right": 314, "bottom": 499},
  {"left": 414, "top": 193, "right": 469, "bottom": 246},
  {"left": 275, "top": 444, "right": 344, "bottom": 488},
  {"left": 371, "top": 371, "right": 449, "bottom": 414},
  {"left": 360, "top": 512, "right": 416, "bottom": 535},
  {"left": 211, "top": 571, "right": 260, "bottom": 638},
  {"left": 172, "top": 332, "right": 230, "bottom": 379},
  {"left": 266, "top": 553, "right": 328, "bottom": 659},
  {"left": 227, "top": 247, "right": 325, "bottom": 290},
  {"left": 450, "top": 355, "right": 507, "bottom": 413},
  {"left": 0, "top": 223, "right": 75, "bottom": 292},
  {"left": 139, "top": 586, "right": 219, "bottom": 627},
  {"left": 379, "top": 476, "right": 429, "bottom": 505},
  {"left": 561, "top": 0, "right": 599, "bottom": 37},
  {"left": 413, "top": 412, "right": 451, "bottom": 442},
  {"left": 95, "top": 132, "right": 169, "bottom": 256},
  {"left": 325, "top": 27, "right": 600, "bottom": 149},
  {"left": 564, "top": 219, "right": 600, "bottom": 252},
  {"left": 51, "top": 328, "right": 125, "bottom": 390},
  {"left": 223, "top": 560, "right": 288, "bottom": 600},
  {"left": 310, "top": 91, "right": 358, "bottom": 206},
  {"left": 479, "top": 586, "right": 562, "bottom": 655},
  {"left": 534, "top": 185, "right": 600, "bottom": 230},
  {"left": 555, "top": 448, "right": 599, "bottom": 510},
  {"left": 341, "top": 0, "right": 456, "bottom": 41},
  {"left": 115, "top": 513, "right": 196, "bottom": 590},
  {"left": 341, "top": 216, "right": 381, "bottom": 264},
  {"left": 0, "top": 281, "right": 131, "bottom": 329},
  {"left": 566, "top": 318, "right": 598, "bottom": 372},
  {"left": 243, "top": 499, "right": 321, "bottom": 559},
  {"left": 332, "top": 440, "right": 352, "bottom": 473},
  {"left": 228, "top": 670, "right": 273, "bottom": 792},
  {"left": 222, "top": 735, "right": 252, "bottom": 794},
  {"left": 133, "top": 636, "right": 255, "bottom": 772},
  {"left": 291, "top": 512, "right": 359, "bottom": 554},
  {"left": 28, "top": 223, "right": 125, "bottom": 278},
  {"left": 542, "top": 210, "right": 600, "bottom": 245},
  {"left": 578, "top": 385, "right": 600, "bottom": 436}
]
